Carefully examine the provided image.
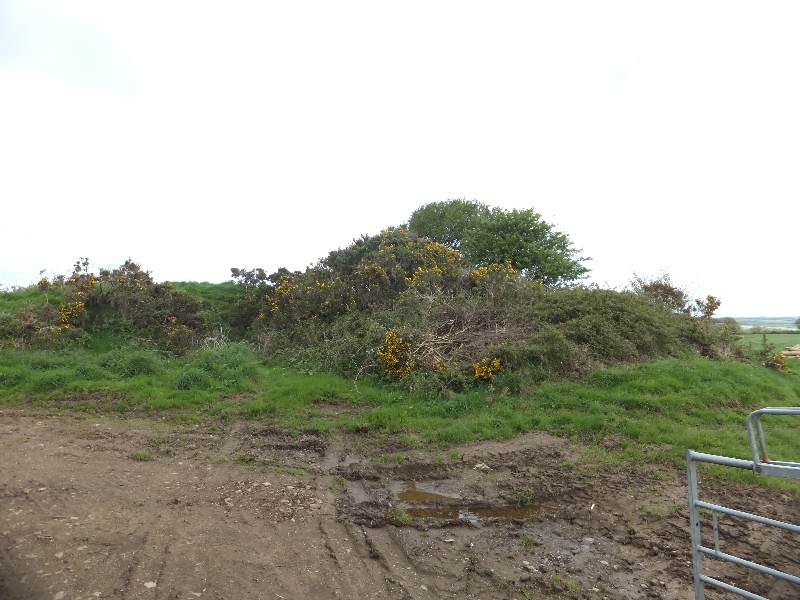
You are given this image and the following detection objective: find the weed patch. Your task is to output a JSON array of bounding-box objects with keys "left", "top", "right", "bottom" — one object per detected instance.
[{"left": 129, "top": 451, "right": 153, "bottom": 461}]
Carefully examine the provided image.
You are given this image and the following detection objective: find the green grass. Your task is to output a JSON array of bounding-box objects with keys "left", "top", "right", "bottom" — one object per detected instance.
[
  {"left": 394, "top": 506, "right": 413, "bottom": 523},
  {"left": 2, "top": 343, "right": 799, "bottom": 490},
  {"left": 741, "top": 333, "right": 800, "bottom": 351},
  {"left": 170, "top": 281, "right": 244, "bottom": 332},
  {"left": 170, "top": 281, "right": 239, "bottom": 304},
  {"left": 128, "top": 451, "right": 153, "bottom": 461},
  {"left": 0, "top": 342, "right": 395, "bottom": 422},
  {"left": 740, "top": 333, "right": 800, "bottom": 375},
  {"left": 0, "top": 286, "right": 65, "bottom": 312}
]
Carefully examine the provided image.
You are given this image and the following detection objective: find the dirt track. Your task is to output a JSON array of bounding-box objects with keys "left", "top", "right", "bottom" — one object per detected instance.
[{"left": 1, "top": 409, "right": 798, "bottom": 599}]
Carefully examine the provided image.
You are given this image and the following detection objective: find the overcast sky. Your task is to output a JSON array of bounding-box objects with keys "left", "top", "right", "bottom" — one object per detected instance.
[{"left": 1, "top": 1, "right": 798, "bottom": 317}]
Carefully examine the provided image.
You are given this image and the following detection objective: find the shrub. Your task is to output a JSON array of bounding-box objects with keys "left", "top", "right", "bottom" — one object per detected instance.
[
  {"left": 0, "top": 312, "right": 23, "bottom": 342},
  {"left": 377, "top": 328, "right": 415, "bottom": 379},
  {"left": 761, "top": 334, "right": 789, "bottom": 371},
  {"left": 120, "top": 351, "right": 163, "bottom": 377},
  {"left": 714, "top": 317, "right": 742, "bottom": 334},
  {"left": 15, "top": 302, "right": 62, "bottom": 347},
  {"left": 1, "top": 258, "right": 206, "bottom": 351},
  {"left": 74, "top": 363, "right": 105, "bottom": 380},
  {"left": 629, "top": 273, "right": 689, "bottom": 313},
  {"left": 0, "top": 368, "right": 25, "bottom": 388},
  {"left": 473, "top": 357, "right": 504, "bottom": 381},
  {"left": 234, "top": 228, "right": 465, "bottom": 328},
  {"left": 236, "top": 248, "right": 739, "bottom": 395},
  {"left": 764, "top": 353, "right": 789, "bottom": 371},
  {"left": 174, "top": 368, "right": 211, "bottom": 390}
]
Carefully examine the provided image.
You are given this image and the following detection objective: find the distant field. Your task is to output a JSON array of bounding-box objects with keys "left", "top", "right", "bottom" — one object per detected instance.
[
  {"left": 741, "top": 333, "right": 800, "bottom": 350},
  {"left": 734, "top": 316, "right": 799, "bottom": 329},
  {"left": 740, "top": 333, "right": 800, "bottom": 375}
]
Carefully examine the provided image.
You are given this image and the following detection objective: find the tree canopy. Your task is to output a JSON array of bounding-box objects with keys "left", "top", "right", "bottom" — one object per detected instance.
[
  {"left": 408, "top": 201, "right": 589, "bottom": 284},
  {"left": 406, "top": 199, "right": 489, "bottom": 250}
]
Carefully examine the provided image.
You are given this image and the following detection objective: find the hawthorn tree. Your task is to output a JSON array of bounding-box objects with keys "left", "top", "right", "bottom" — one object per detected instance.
[
  {"left": 407, "top": 199, "right": 489, "bottom": 250},
  {"left": 408, "top": 201, "right": 589, "bottom": 284}
]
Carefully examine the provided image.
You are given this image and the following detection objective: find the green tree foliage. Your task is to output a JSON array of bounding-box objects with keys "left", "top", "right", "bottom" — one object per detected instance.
[
  {"left": 714, "top": 317, "right": 741, "bottom": 335},
  {"left": 407, "top": 199, "right": 489, "bottom": 250},
  {"left": 460, "top": 208, "right": 589, "bottom": 283},
  {"left": 408, "top": 200, "right": 589, "bottom": 284},
  {"left": 629, "top": 273, "right": 689, "bottom": 313}
]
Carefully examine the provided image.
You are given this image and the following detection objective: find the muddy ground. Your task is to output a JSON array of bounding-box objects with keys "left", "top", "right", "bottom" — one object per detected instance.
[{"left": 1, "top": 408, "right": 798, "bottom": 600}]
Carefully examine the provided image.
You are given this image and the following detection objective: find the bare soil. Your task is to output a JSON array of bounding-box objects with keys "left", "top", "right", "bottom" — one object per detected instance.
[{"left": 1, "top": 409, "right": 798, "bottom": 600}]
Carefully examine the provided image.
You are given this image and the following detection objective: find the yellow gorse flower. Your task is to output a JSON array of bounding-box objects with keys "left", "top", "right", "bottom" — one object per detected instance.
[
  {"left": 473, "top": 357, "right": 504, "bottom": 380},
  {"left": 59, "top": 301, "right": 86, "bottom": 327},
  {"left": 377, "top": 329, "right": 415, "bottom": 379}
]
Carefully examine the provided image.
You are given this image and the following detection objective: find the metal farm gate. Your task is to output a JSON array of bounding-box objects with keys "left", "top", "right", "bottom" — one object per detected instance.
[{"left": 687, "top": 407, "right": 800, "bottom": 599}]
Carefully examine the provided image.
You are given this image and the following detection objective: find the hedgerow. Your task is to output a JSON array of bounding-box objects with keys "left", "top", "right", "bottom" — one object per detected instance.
[
  {"left": 229, "top": 228, "right": 742, "bottom": 395},
  {"left": 0, "top": 229, "right": 746, "bottom": 396}
]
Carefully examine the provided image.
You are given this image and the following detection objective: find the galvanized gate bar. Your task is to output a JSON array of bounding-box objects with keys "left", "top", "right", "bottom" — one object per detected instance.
[
  {"left": 697, "top": 575, "right": 769, "bottom": 600},
  {"left": 687, "top": 407, "right": 800, "bottom": 600},
  {"left": 697, "top": 545, "right": 800, "bottom": 585},
  {"left": 693, "top": 499, "right": 800, "bottom": 533},
  {"left": 689, "top": 451, "right": 754, "bottom": 469},
  {"left": 747, "top": 407, "right": 800, "bottom": 480}
]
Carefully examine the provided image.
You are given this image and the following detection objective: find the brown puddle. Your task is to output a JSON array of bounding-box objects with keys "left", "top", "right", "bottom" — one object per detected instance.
[
  {"left": 396, "top": 481, "right": 543, "bottom": 522},
  {"left": 397, "top": 481, "right": 460, "bottom": 503},
  {"left": 405, "top": 504, "right": 544, "bottom": 521}
]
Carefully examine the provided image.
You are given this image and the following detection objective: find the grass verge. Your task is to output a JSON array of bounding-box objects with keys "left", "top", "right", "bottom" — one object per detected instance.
[{"left": 1, "top": 343, "right": 799, "bottom": 490}]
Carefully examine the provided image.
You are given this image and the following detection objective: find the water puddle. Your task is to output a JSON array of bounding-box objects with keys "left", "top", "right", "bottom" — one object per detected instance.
[
  {"left": 346, "top": 479, "right": 370, "bottom": 504},
  {"left": 394, "top": 481, "right": 543, "bottom": 522},
  {"left": 397, "top": 481, "right": 460, "bottom": 503},
  {"left": 405, "top": 504, "right": 544, "bottom": 521}
]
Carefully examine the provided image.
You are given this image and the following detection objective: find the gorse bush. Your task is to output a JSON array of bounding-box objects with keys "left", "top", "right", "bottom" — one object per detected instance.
[
  {"left": 232, "top": 227, "right": 465, "bottom": 328},
  {"left": 761, "top": 334, "right": 789, "bottom": 371},
  {"left": 377, "top": 328, "right": 415, "bottom": 379},
  {"left": 473, "top": 357, "right": 504, "bottom": 381},
  {"left": 2, "top": 258, "right": 204, "bottom": 351},
  {"left": 0, "top": 221, "right": 750, "bottom": 396},
  {"left": 230, "top": 231, "right": 742, "bottom": 395}
]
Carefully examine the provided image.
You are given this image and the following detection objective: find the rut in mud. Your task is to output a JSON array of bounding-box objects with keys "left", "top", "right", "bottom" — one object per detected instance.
[{"left": 1, "top": 411, "right": 798, "bottom": 599}]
